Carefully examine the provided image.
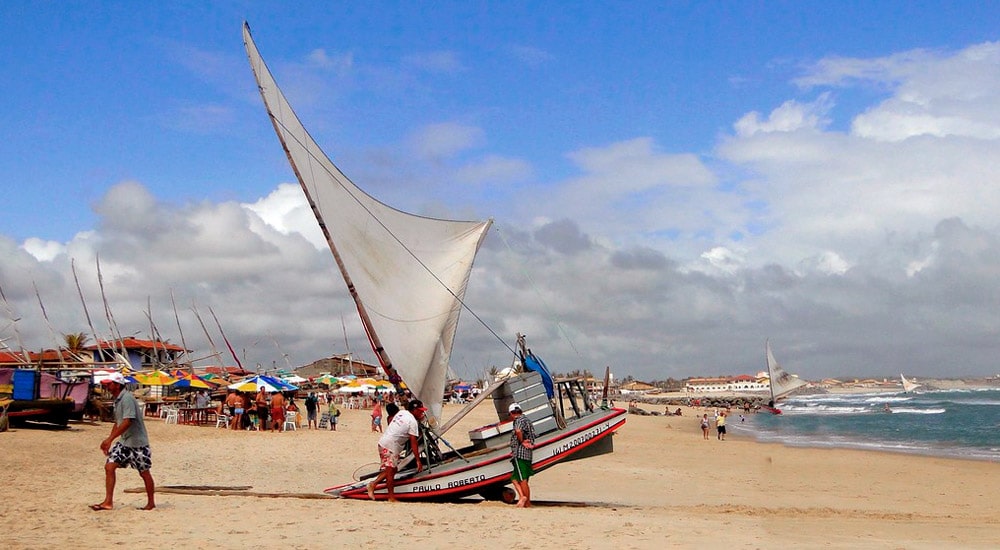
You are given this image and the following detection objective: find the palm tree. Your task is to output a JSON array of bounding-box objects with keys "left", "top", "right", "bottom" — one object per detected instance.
[{"left": 63, "top": 332, "right": 90, "bottom": 364}]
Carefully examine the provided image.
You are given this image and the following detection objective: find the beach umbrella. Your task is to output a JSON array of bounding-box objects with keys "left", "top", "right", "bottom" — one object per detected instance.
[
  {"left": 282, "top": 374, "right": 308, "bottom": 384},
  {"left": 92, "top": 370, "right": 139, "bottom": 385},
  {"left": 133, "top": 370, "right": 178, "bottom": 386},
  {"left": 172, "top": 372, "right": 218, "bottom": 390},
  {"left": 228, "top": 374, "right": 297, "bottom": 393},
  {"left": 315, "top": 374, "right": 340, "bottom": 386}
]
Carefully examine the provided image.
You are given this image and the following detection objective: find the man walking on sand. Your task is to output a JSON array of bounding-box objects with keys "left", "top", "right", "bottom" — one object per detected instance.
[{"left": 91, "top": 372, "right": 155, "bottom": 511}]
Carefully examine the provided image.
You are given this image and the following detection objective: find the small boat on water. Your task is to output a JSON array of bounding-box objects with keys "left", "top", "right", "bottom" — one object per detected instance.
[
  {"left": 243, "top": 22, "right": 626, "bottom": 501},
  {"left": 761, "top": 340, "right": 808, "bottom": 415},
  {"left": 900, "top": 373, "right": 921, "bottom": 393}
]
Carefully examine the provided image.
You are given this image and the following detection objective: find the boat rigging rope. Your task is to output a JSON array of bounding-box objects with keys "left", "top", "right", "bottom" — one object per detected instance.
[
  {"left": 267, "top": 114, "right": 517, "bottom": 359},
  {"left": 494, "top": 226, "right": 584, "bottom": 362}
]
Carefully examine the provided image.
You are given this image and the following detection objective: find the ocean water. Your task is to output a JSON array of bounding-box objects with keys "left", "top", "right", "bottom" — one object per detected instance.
[{"left": 736, "top": 388, "right": 1000, "bottom": 462}]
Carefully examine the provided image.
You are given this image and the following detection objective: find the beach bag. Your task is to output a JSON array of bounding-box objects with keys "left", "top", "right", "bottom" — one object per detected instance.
[{"left": 334, "top": 408, "right": 341, "bottom": 417}]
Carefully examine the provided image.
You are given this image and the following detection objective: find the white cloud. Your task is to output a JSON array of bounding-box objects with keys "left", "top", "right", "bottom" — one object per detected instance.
[
  {"left": 797, "top": 42, "right": 1000, "bottom": 141},
  {"left": 245, "top": 183, "right": 325, "bottom": 249},
  {"left": 454, "top": 155, "right": 532, "bottom": 185},
  {"left": 8, "top": 42, "right": 1000, "bottom": 383},
  {"left": 22, "top": 238, "right": 64, "bottom": 262},
  {"left": 734, "top": 93, "right": 833, "bottom": 136},
  {"left": 407, "top": 122, "right": 485, "bottom": 160}
]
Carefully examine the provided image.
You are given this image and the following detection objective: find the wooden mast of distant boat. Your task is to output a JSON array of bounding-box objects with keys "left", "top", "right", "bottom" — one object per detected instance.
[
  {"left": 170, "top": 289, "right": 195, "bottom": 375},
  {"left": 0, "top": 283, "right": 29, "bottom": 365}
]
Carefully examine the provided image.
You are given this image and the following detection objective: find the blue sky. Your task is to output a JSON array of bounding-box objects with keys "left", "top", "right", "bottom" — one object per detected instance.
[
  {"left": 4, "top": 2, "right": 1000, "bottom": 381},
  {"left": 6, "top": 2, "right": 995, "bottom": 242}
]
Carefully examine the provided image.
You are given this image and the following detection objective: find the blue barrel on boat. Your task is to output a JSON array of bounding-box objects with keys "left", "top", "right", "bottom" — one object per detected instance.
[{"left": 12, "top": 369, "right": 39, "bottom": 400}]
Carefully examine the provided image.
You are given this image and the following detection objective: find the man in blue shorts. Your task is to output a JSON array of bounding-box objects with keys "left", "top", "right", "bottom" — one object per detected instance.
[{"left": 91, "top": 372, "right": 155, "bottom": 511}]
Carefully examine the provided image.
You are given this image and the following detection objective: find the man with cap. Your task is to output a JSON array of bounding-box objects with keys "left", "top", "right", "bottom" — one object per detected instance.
[
  {"left": 91, "top": 372, "right": 155, "bottom": 511},
  {"left": 508, "top": 402, "right": 536, "bottom": 507},
  {"left": 367, "top": 399, "right": 425, "bottom": 501}
]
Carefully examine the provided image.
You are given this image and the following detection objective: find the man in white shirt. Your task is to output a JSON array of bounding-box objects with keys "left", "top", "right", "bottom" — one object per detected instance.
[{"left": 367, "top": 400, "right": 426, "bottom": 501}]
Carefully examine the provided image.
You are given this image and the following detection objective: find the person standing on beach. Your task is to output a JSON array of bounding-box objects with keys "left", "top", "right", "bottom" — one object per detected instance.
[
  {"left": 305, "top": 392, "right": 319, "bottom": 429},
  {"left": 701, "top": 413, "right": 710, "bottom": 440},
  {"left": 270, "top": 391, "right": 286, "bottom": 432},
  {"left": 224, "top": 389, "right": 239, "bottom": 429},
  {"left": 255, "top": 387, "right": 269, "bottom": 432},
  {"left": 716, "top": 411, "right": 727, "bottom": 440},
  {"left": 367, "top": 400, "right": 425, "bottom": 501},
  {"left": 371, "top": 398, "right": 383, "bottom": 433},
  {"left": 328, "top": 399, "right": 340, "bottom": 431},
  {"left": 91, "top": 373, "right": 155, "bottom": 511},
  {"left": 509, "top": 402, "right": 536, "bottom": 508}
]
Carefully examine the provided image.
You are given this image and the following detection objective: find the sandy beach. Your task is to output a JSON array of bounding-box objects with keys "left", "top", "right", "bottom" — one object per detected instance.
[{"left": 3, "top": 403, "right": 998, "bottom": 549}]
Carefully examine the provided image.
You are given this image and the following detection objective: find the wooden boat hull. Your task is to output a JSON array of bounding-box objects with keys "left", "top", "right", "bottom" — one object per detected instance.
[
  {"left": 326, "top": 407, "right": 627, "bottom": 501},
  {"left": 4, "top": 398, "right": 75, "bottom": 427}
]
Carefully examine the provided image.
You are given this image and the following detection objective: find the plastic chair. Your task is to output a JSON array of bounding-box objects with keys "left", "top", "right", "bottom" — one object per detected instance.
[
  {"left": 163, "top": 407, "right": 178, "bottom": 425},
  {"left": 283, "top": 411, "right": 297, "bottom": 431},
  {"left": 215, "top": 413, "right": 230, "bottom": 429}
]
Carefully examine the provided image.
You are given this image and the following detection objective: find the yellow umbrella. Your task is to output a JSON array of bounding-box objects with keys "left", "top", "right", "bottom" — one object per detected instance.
[{"left": 134, "top": 369, "right": 178, "bottom": 386}]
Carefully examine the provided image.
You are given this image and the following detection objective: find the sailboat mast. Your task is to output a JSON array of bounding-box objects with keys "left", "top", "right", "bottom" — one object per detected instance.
[
  {"left": 208, "top": 306, "right": 244, "bottom": 372},
  {"left": 0, "top": 283, "right": 28, "bottom": 364},
  {"left": 191, "top": 303, "right": 226, "bottom": 376},
  {"left": 170, "top": 289, "right": 193, "bottom": 374},
  {"left": 766, "top": 339, "right": 776, "bottom": 404},
  {"left": 244, "top": 27, "right": 402, "bottom": 391}
]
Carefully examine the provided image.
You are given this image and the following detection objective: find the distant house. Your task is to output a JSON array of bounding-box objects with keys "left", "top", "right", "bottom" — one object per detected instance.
[
  {"left": 619, "top": 381, "right": 657, "bottom": 394},
  {"left": 295, "top": 354, "right": 380, "bottom": 378},
  {"left": 202, "top": 365, "right": 253, "bottom": 379},
  {"left": 0, "top": 350, "right": 31, "bottom": 366},
  {"left": 85, "top": 336, "right": 187, "bottom": 372},
  {"left": 685, "top": 374, "right": 769, "bottom": 393}
]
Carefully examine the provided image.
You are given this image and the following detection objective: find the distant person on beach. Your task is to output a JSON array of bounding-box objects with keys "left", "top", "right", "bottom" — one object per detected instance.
[
  {"left": 270, "top": 391, "right": 286, "bottom": 432},
  {"left": 232, "top": 392, "right": 246, "bottom": 430},
  {"left": 509, "top": 402, "right": 536, "bottom": 507},
  {"left": 91, "top": 372, "right": 155, "bottom": 511},
  {"left": 255, "top": 387, "right": 269, "bottom": 431},
  {"left": 225, "top": 390, "right": 239, "bottom": 429},
  {"left": 716, "top": 412, "right": 727, "bottom": 440},
  {"left": 367, "top": 400, "right": 425, "bottom": 501},
  {"left": 371, "top": 398, "right": 383, "bottom": 433},
  {"left": 328, "top": 400, "right": 340, "bottom": 431},
  {"left": 305, "top": 392, "right": 319, "bottom": 429},
  {"left": 701, "top": 414, "right": 710, "bottom": 440}
]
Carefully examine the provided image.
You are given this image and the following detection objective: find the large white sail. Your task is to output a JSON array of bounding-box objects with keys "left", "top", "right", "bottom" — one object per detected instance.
[
  {"left": 900, "top": 373, "right": 921, "bottom": 393},
  {"left": 243, "top": 24, "right": 491, "bottom": 420},
  {"left": 766, "top": 339, "right": 808, "bottom": 402}
]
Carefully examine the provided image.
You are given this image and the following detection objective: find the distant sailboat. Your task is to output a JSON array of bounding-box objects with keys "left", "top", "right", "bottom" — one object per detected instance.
[
  {"left": 900, "top": 373, "right": 921, "bottom": 393},
  {"left": 762, "top": 339, "right": 808, "bottom": 414}
]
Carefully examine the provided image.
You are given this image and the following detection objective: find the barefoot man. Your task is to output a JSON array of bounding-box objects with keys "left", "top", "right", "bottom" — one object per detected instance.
[
  {"left": 91, "top": 372, "right": 155, "bottom": 511},
  {"left": 509, "top": 402, "right": 536, "bottom": 507},
  {"left": 367, "top": 400, "right": 425, "bottom": 501}
]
